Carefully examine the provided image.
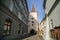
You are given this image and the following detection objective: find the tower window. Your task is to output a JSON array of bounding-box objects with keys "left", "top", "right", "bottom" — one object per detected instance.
[
  {"left": 32, "top": 24, "right": 33, "bottom": 26},
  {"left": 32, "top": 21, "right": 34, "bottom": 23},
  {"left": 3, "top": 19, "right": 11, "bottom": 36},
  {"left": 18, "top": 24, "right": 21, "bottom": 34},
  {"left": 31, "top": 18, "right": 34, "bottom": 19}
]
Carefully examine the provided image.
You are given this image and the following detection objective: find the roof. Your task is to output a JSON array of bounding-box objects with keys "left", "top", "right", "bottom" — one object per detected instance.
[{"left": 31, "top": 4, "right": 35, "bottom": 12}]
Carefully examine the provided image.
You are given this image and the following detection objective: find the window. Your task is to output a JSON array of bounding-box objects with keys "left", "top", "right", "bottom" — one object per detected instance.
[
  {"left": 32, "top": 24, "right": 33, "bottom": 26},
  {"left": 18, "top": 24, "right": 21, "bottom": 34},
  {"left": 3, "top": 20, "right": 11, "bottom": 36},
  {"left": 32, "top": 21, "right": 34, "bottom": 26},
  {"left": 31, "top": 18, "right": 34, "bottom": 19},
  {"left": 9, "top": 0, "right": 13, "bottom": 11},
  {"left": 20, "top": 1, "right": 23, "bottom": 9},
  {"left": 32, "top": 21, "right": 34, "bottom": 23},
  {"left": 18, "top": 12, "right": 22, "bottom": 20}
]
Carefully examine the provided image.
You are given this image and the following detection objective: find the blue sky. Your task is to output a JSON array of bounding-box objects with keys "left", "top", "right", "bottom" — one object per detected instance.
[{"left": 27, "top": 0, "right": 44, "bottom": 23}]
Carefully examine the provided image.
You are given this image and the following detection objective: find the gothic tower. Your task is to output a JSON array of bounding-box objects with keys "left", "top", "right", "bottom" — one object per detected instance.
[{"left": 28, "top": 4, "right": 38, "bottom": 34}]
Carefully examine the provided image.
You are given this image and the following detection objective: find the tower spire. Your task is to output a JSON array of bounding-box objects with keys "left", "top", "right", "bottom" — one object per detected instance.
[{"left": 31, "top": 4, "right": 35, "bottom": 12}]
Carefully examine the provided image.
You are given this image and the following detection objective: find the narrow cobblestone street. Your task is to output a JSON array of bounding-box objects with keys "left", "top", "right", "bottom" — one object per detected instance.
[
  {"left": 22, "top": 34, "right": 44, "bottom": 40},
  {"left": 0, "top": 0, "right": 60, "bottom": 40}
]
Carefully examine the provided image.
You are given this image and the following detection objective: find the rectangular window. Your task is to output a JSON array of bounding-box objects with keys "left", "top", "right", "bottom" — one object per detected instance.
[
  {"left": 3, "top": 20, "right": 11, "bottom": 36},
  {"left": 18, "top": 13, "right": 23, "bottom": 20},
  {"left": 18, "top": 24, "right": 21, "bottom": 34}
]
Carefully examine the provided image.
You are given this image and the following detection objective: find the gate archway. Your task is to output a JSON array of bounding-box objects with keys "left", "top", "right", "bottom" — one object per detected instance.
[{"left": 30, "top": 29, "right": 36, "bottom": 34}]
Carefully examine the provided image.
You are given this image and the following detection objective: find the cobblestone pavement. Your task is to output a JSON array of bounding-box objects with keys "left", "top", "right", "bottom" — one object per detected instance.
[{"left": 22, "top": 34, "right": 44, "bottom": 40}]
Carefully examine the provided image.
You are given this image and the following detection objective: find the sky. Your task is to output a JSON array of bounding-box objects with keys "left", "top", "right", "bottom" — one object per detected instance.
[{"left": 27, "top": 0, "right": 44, "bottom": 23}]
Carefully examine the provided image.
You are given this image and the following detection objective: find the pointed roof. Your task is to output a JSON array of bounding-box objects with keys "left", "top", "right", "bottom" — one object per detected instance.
[{"left": 31, "top": 4, "right": 35, "bottom": 12}]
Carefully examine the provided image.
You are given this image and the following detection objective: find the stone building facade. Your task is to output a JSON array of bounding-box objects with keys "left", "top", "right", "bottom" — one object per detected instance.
[
  {"left": 0, "top": 0, "right": 29, "bottom": 40},
  {"left": 39, "top": 18, "right": 45, "bottom": 39}
]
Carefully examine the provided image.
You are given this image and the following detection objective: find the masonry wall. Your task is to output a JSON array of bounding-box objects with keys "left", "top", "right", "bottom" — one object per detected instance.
[{"left": 0, "top": 0, "right": 28, "bottom": 40}]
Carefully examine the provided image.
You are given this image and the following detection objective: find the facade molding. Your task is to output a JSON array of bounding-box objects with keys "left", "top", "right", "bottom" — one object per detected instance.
[{"left": 47, "top": 0, "right": 60, "bottom": 16}]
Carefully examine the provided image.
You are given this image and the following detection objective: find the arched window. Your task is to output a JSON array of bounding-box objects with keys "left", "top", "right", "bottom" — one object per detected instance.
[{"left": 3, "top": 19, "right": 11, "bottom": 36}]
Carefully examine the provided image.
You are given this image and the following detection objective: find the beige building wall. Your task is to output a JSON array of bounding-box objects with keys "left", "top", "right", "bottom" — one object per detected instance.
[
  {"left": 45, "top": 0, "right": 56, "bottom": 14},
  {"left": 44, "top": 0, "right": 60, "bottom": 40},
  {"left": 39, "top": 19, "right": 46, "bottom": 39}
]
